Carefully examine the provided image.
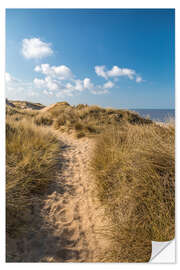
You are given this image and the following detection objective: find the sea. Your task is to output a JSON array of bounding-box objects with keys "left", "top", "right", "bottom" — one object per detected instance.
[{"left": 130, "top": 109, "right": 175, "bottom": 123}]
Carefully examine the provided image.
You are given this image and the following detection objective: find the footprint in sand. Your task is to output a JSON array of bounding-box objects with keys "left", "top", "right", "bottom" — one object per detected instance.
[
  {"left": 74, "top": 184, "right": 85, "bottom": 194},
  {"left": 50, "top": 203, "right": 63, "bottom": 215},
  {"left": 58, "top": 208, "right": 74, "bottom": 224}
]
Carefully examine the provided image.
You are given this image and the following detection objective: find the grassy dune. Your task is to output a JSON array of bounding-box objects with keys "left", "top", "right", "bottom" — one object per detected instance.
[
  {"left": 6, "top": 112, "right": 61, "bottom": 237},
  {"left": 91, "top": 122, "right": 175, "bottom": 262},
  {"left": 7, "top": 99, "right": 45, "bottom": 110},
  {"left": 6, "top": 100, "right": 175, "bottom": 262},
  {"left": 38, "top": 102, "right": 152, "bottom": 138}
]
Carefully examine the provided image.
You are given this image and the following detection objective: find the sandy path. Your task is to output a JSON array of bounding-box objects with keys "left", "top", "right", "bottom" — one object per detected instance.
[
  {"left": 39, "top": 132, "right": 108, "bottom": 262},
  {"left": 7, "top": 131, "right": 109, "bottom": 262}
]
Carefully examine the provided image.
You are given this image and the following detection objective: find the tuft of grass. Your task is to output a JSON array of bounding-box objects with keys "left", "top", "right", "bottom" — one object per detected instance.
[
  {"left": 6, "top": 116, "right": 61, "bottom": 237},
  {"left": 74, "top": 122, "right": 83, "bottom": 131},
  {"left": 91, "top": 122, "right": 175, "bottom": 262},
  {"left": 34, "top": 114, "right": 53, "bottom": 126},
  {"left": 76, "top": 131, "right": 85, "bottom": 138}
]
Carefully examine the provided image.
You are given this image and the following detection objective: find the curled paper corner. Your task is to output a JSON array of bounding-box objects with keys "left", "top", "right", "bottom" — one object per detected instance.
[{"left": 150, "top": 239, "right": 175, "bottom": 263}]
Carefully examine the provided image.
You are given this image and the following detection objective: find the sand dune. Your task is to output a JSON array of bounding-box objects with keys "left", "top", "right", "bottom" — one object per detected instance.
[{"left": 40, "top": 103, "right": 57, "bottom": 113}]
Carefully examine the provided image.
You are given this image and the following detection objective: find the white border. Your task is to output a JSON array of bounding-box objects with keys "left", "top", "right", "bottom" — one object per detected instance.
[
  {"left": 0, "top": 6, "right": 5, "bottom": 264},
  {"left": 0, "top": 1, "right": 179, "bottom": 269},
  {"left": 0, "top": 0, "right": 177, "bottom": 8},
  {"left": 151, "top": 240, "right": 175, "bottom": 263}
]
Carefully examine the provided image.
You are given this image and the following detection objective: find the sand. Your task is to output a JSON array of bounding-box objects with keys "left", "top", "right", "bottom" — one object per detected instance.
[{"left": 7, "top": 131, "right": 109, "bottom": 262}]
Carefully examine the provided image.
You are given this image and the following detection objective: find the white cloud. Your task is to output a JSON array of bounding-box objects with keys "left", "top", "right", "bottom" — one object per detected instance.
[
  {"left": 34, "top": 65, "right": 41, "bottom": 72},
  {"left": 74, "top": 80, "right": 84, "bottom": 91},
  {"left": 34, "top": 76, "right": 59, "bottom": 91},
  {"left": 95, "top": 65, "right": 108, "bottom": 79},
  {"left": 83, "top": 78, "right": 94, "bottom": 90},
  {"left": 34, "top": 64, "right": 73, "bottom": 80},
  {"left": 5, "top": 73, "right": 12, "bottom": 83},
  {"left": 103, "top": 81, "right": 114, "bottom": 89},
  {"left": 107, "top": 66, "right": 135, "bottom": 79},
  {"left": 95, "top": 65, "right": 143, "bottom": 83},
  {"left": 136, "top": 76, "right": 143, "bottom": 83},
  {"left": 22, "top": 38, "right": 53, "bottom": 59},
  {"left": 5, "top": 72, "right": 19, "bottom": 84},
  {"left": 45, "top": 76, "right": 59, "bottom": 91},
  {"left": 33, "top": 78, "right": 45, "bottom": 88},
  {"left": 28, "top": 91, "right": 39, "bottom": 97},
  {"left": 65, "top": 80, "right": 84, "bottom": 92},
  {"left": 6, "top": 73, "right": 40, "bottom": 101},
  {"left": 43, "top": 90, "right": 53, "bottom": 96},
  {"left": 34, "top": 64, "right": 50, "bottom": 74},
  {"left": 66, "top": 82, "right": 73, "bottom": 89},
  {"left": 52, "top": 65, "right": 72, "bottom": 80},
  {"left": 34, "top": 74, "right": 110, "bottom": 97},
  {"left": 7, "top": 61, "right": 145, "bottom": 101},
  {"left": 91, "top": 89, "right": 109, "bottom": 95},
  {"left": 82, "top": 78, "right": 109, "bottom": 95}
]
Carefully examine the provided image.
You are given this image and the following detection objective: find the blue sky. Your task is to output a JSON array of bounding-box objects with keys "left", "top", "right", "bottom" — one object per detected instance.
[{"left": 6, "top": 9, "right": 175, "bottom": 108}]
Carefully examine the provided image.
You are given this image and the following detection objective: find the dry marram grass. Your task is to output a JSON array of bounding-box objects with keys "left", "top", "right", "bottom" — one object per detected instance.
[
  {"left": 6, "top": 114, "right": 61, "bottom": 237},
  {"left": 6, "top": 101, "right": 175, "bottom": 262},
  {"left": 91, "top": 122, "right": 175, "bottom": 262}
]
